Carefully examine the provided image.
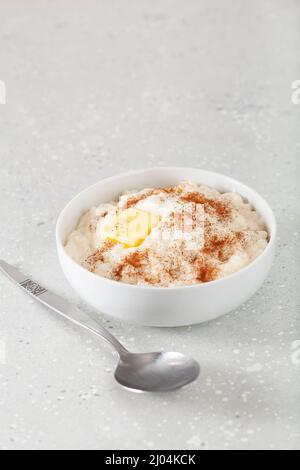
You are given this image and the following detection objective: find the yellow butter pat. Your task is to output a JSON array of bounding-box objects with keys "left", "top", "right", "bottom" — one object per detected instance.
[{"left": 102, "top": 208, "right": 161, "bottom": 248}]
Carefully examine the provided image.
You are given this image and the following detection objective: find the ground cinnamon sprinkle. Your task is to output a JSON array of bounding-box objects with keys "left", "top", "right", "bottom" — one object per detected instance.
[
  {"left": 181, "top": 192, "right": 231, "bottom": 221},
  {"left": 196, "top": 261, "right": 219, "bottom": 283},
  {"left": 66, "top": 180, "right": 268, "bottom": 287},
  {"left": 164, "top": 259, "right": 182, "bottom": 281},
  {"left": 125, "top": 186, "right": 182, "bottom": 209},
  {"left": 114, "top": 250, "right": 149, "bottom": 281},
  {"left": 203, "top": 232, "right": 244, "bottom": 262},
  {"left": 85, "top": 240, "right": 115, "bottom": 271},
  {"left": 124, "top": 189, "right": 159, "bottom": 208},
  {"left": 162, "top": 186, "right": 184, "bottom": 196},
  {"left": 85, "top": 187, "right": 242, "bottom": 284},
  {"left": 143, "top": 275, "right": 158, "bottom": 285},
  {"left": 125, "top": 194, "right": 149, "bottom": 209}
]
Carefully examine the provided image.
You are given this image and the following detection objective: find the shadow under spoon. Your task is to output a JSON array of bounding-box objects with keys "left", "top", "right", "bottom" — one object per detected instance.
[{"left": 0, "top": 260, "right": 200, "bottom": 392}]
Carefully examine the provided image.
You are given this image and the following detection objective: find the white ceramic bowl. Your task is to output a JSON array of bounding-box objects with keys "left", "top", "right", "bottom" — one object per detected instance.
[{"left": 56, "top": 167, "right": 276, "bottom": 327}]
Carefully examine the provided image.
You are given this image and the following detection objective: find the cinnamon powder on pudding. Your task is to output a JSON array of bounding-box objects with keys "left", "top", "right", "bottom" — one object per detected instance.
[
  {"left": 181, "top": 192, "right": 231, "bottom": 221},
  {"left": 66, "top": 181, "right": 269, "bottom": 287},
  {"left": 203, "top": 232, "right": 245, "bottom": 263},
  {"left": 85, "top": 240, "right": 115, "bottom": 271},
  {"left": 109, "top": 190, "right": 241, "bottom": 284},
  {"left": 196, "top": 261, "right": 219, "bottom": 283},
  {"left": 192, "top": 233, "right": 245, "bottom": 282},
  {"left": 114, "top": 250, "right": 149, "bottom": 281},
  {"left": 124, "top": 189, "right": 159, "bottom": 208},
  {"left": 125, "top": 186, "right": 183, "bottom": 209},
  {"left": 162, "top": 186, "right": 184, "bottom": 196}
]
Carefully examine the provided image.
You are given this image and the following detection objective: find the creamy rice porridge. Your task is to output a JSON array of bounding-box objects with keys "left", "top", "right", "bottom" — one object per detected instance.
[{"left": 65, "top": 182, "right": 268, "bottom": 287}]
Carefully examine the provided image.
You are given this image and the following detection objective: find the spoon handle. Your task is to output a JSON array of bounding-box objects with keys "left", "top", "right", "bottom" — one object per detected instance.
[{"left": 0, "top": 260, "right": 128, "bottom": 355}]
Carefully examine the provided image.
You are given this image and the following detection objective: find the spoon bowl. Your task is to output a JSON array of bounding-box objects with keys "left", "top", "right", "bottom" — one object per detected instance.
[{"left": 115, "top": 351, "right": 200, "bottom": 392}]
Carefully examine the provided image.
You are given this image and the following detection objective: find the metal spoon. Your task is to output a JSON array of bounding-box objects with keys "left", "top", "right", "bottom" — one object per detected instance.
[{"left": 0, "top": 260, "right": 200, "bottom": 392}]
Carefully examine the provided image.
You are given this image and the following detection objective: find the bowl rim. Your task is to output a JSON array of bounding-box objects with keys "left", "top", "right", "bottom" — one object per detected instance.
[{"left": 56, "top": 167, "right": 277, "bottom": 292}]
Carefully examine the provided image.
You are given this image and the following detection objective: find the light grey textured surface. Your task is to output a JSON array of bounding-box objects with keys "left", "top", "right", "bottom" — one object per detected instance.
[{"left": 0, "top": 0, "right": 299, "bottom": 450}]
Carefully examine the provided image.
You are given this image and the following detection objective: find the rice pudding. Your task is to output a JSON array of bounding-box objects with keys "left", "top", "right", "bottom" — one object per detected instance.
[{"left": 65, "top": 182, "right": 268, "bottom": 287}]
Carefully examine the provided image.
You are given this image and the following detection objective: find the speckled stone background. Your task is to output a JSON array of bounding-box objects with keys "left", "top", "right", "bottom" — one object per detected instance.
[{"left": 0, "top": 0, "right": 299, "bottom": 451}]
